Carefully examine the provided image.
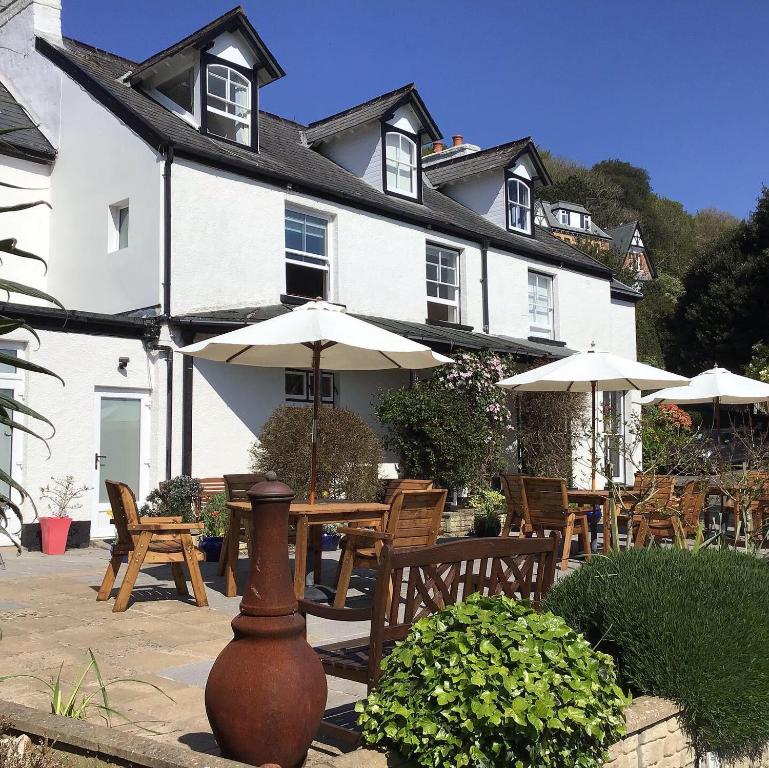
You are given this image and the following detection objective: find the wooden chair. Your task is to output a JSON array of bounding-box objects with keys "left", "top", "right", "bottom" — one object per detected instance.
[
  {"left": 382, "top": 478, "right": 434, "bottom": 505},
  {"left": 300, "top": 535, "right": 558, "bottom": 713},
  {"left": 633, "top": 480, "right": 707, "bottom": 546},
  {"left": 218, "top": 473, "right": 265, "bottom": 579},
  {"left": 96, "top": 480, "right": 207, "bottom": 613},
  {"left": 629, "top": 475, "right": 676, "bottom": 547},
  {"left": 500, "top": 474, "right": 530, "bottom": 536},
  {"left": 522, "top": 476, "right": 591, "bottom": 571},
  {"left": 332, "top": 489, "right": 447, "bottom": 608}
]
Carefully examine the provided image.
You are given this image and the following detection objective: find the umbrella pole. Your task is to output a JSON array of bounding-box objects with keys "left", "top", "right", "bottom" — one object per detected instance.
[
  {"left": 309, "top": 342, "right": 321, "bottom": 504},
  {"left": 591, "top": 381, "right": 597, "bottom": 491}
]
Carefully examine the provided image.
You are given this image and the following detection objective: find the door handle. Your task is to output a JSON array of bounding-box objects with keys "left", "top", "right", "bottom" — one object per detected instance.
[{"left": 95, "top": 453, "right": 106, "bottom": 469}]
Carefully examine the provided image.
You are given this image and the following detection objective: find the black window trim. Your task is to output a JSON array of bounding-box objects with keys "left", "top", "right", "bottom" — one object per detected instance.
[
  {"left": 425, "top": 240, "right": 461, "bottom": 325},
  {"left": 503, "top": 167, "right": 534, "bottom": 239},
  {"left": 285, "top": 368, "right": 335, "bottom": 405},
  {"left": 381, "top": 122, "right": 423, "bottom": 204},
  {"left": 200, "top": 51, "right": 259, "bottom": 152}
]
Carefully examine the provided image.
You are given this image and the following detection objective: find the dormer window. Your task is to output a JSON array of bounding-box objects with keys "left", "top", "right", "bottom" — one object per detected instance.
[
  {"left": 384, "top": 129, "right": 419, "bottom": 200},
  {"left": 201, "top": 56, "right": 256, "bottom": 148},
  {"left": 506, "top": 177, "right": 531, "bottom": 235},
  {"left": 559, "top": 209, "right": 569, "bottom": 226},
  {"left": 580, "top": 213, "right": 591, "bottom": 231},
  {"left": 157, "top": 68, "right": 194, "bottom": 114}
]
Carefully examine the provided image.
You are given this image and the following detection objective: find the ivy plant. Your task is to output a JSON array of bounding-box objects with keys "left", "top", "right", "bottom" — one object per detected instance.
[{"left": 357, "top": 594, "right": 629, "bottom": 768}]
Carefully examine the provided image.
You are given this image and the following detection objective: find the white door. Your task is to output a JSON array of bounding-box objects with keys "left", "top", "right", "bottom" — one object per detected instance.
[
  {"left": 92, "top": 391, "right": 150, "bottom": 538},
  {"left": 0, "top": 387, "right": 18, "bottom": 541}
]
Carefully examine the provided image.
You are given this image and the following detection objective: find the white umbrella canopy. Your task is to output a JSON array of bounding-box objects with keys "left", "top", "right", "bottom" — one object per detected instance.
[
  {"left": 179, "top": 301, "right": 452, "bottom": 501},
  {"left": 180, "top": 301, "right": 452, "bottom": 370},
  {"left": 497, "top": 345, "right": 689, "bottom": 489},
  {"left": 641, "top": 367, "right": 769, "bottom": 405}
]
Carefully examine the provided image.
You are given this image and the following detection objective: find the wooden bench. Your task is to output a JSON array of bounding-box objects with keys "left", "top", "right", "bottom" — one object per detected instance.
[{"left": 299, "top": 533, "right": 558, "bottom": 692}]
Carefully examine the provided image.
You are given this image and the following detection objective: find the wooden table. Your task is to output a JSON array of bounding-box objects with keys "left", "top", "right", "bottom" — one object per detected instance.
[
  {"left": 567, "top": 489, "right": 611, "bottom": 553},
  {"left": 225, "top": 500, "right": 389, "bottom": 598}
]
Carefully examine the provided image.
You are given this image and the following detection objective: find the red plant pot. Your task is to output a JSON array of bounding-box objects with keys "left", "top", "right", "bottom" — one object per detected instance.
[{"left": 40, "top": 516, "right": 72, "bottom": 555}]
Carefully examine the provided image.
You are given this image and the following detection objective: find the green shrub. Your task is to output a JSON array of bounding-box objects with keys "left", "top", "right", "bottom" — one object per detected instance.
[
  {"left": 201, "top": 492, "right": 228, "bottom": 537},
  {"left": 357, "top": 593, "right": 628, "bottom": 768},
  {"left": 140, "top": 475, "right": 201, "bottom": 521},
  {"left": 543, "top": 548, "right": 769, "bottom": 762},
  {"left": 249, "top": 405, "right": 383, "bottom": 502},
  {"left": 468, "top": 488, "right": 505, "bottom": 537}
]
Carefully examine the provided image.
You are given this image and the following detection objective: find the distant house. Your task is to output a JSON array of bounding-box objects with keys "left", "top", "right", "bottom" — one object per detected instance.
[
  {"left": 606, "top": 221, "right": 655, "bottom": 281},
  {"left": 0, "top": 1, "right": 642, "bottom": 545}
]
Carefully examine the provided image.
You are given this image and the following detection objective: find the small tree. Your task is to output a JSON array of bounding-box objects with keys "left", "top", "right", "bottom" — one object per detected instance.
[
  {"left": 250, "top": 405, "right": 383, "bottom": 502},
  {"left": 39, "top": 475, "right": 89, "bottom": 518}
]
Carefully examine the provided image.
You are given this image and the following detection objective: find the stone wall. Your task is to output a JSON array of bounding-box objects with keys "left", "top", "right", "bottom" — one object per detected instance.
[{"left": 440, "top": 508, "right": 475, "bottom": 536}]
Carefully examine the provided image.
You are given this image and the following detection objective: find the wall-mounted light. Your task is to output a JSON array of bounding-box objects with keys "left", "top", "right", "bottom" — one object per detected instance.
[{"left": 118, "top": 357, "right": 130, "bottom": 371}]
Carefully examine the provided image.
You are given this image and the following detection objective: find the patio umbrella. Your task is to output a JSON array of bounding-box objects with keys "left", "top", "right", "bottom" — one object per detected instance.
[
  {"left": 641, "top": 366, "right": 769, "bottom": 436},
  {"left": 496, "top": 344, "right": 688, "bottom": 489},
  {"left": 179, "top": 301, "right": 451, "bottom": 502}
]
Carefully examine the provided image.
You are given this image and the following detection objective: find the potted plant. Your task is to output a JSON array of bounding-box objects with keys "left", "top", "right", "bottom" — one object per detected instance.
[
  {"left": 321, "top": 523, "right": 341, "bottom": 551},
  {"left": 199, "top": 492, "right": 228, "bottom": 562},
  {"left": 38, "top": 475, "right": 89, "bottom": 555},
  {"left": 140, "top": 475, "right": 202, "bottom": 521},
  {"left": 468, "top": 487, "right": 505, "bottom": 537}
]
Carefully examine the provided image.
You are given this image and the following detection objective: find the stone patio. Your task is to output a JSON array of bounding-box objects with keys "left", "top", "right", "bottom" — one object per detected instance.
[{"left": 0, "top": 544, "right": 371, "bottom": 764}]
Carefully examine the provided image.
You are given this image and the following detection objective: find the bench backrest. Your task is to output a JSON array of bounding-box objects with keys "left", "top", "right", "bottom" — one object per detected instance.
[
  {"left": 500, "top": 474, "right": 530, "bottom": 534},
  {"left": 382, "top": 478, "right": 434, "bottom": 505},
  {"left": 198, "top": 477, "right": 226, "bottom": 503},
  {"left": 368, "top": 534, "right": 559, "bottom": 681},
  {"left": 223, "top": 473, "right": 267, "bottom": 502},
  {"left": 522, "top": 476, "right": 570, "bottom": 524},
  {"left": 385, "top": 489, "right": 447, "bottom": 550},
  {"left": 677, "top": 480, "right": 707, "bottom": 528},
  {"left": 105, "top": 480, "right": 140, "bottom": 551},
  {"left": 634, "top": 474, "right": 675, "bottom": 513}
]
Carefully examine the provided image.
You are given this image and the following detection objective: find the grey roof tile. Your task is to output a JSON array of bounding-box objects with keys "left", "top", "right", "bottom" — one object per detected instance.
[
  {"left": 423, "top": 138, "right": 532, "bottom": 187},
  {"left": 0, "top": 81, "right": 55, "bottom": 161},
  {"left": 606, "top": 221, "right": 638, "bottom": 255},
  {"left": 38, "top": 36, "right": 613, "bottom": 278}
]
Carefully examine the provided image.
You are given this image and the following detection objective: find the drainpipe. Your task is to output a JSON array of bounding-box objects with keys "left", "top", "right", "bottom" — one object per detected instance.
[
  {"left": 148, "top": 340, "right": 173, "bottom": 481},
  {"left": 480, "top": 237, "right": 490, "bottom": 334},
  {"left": 162, "top": 145, "right": 174, "bottom": 316}
]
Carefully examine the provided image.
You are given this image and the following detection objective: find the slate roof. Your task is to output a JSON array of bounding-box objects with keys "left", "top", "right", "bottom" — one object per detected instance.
[
  {"left": 0, "top": 81, "right": 55, "bottom": 162},
  {"left": 610, "top": 278, "right": 642, "bottom": 301},
  {"left": 304, "top": 83, "right": 441, "bottom": 144},
  {"left": 172, "top": 304, "right": 574, "bottom": 358},
  {"left": 35, "top": 36, "right": 614, "bottom": 278},
  {"left": 127, "top": 6, "right": 285, "bottom": 86},
  {"left": 537, "top": 201, "right": 612, "bottom": 240},
  {"left": 423, "top": 137, "right": 534, "bottom": 187},
  {"left": 552, "top": 200, "right": 590, "bottom": 215},
  {"left": 606, "top": 221, "right": 638, "bottom": 254}
]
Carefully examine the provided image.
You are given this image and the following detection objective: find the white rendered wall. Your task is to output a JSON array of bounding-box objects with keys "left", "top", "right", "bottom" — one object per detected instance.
[
  {"left": 442, "top": 169, "right": 507, "bottom": 230},
  {"left": 208, "top": 31, "right": 257, "bottom": 69},
  {"left": 10, "top": 329, "right": 162, "bottom": 527},
  {"left": 0, "top": 155, "right": 51, "bottom": 300},
  {"left": 47, "top": 75, "right": 162, "bottom": 313},
  {"left": 317, "top": 122, "right": 382, "bottom": 191}
]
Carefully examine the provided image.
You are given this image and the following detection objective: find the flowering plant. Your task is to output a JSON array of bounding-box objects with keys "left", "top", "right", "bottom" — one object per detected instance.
[
  {"left": 201, "top": 493, "right": 228, "bottom": 537},
  {"left": 39, "top": 475, "right": 90, "bottom": 519},
  {"left": 660, "top": 403, "right": 693, "bottom": 430}
]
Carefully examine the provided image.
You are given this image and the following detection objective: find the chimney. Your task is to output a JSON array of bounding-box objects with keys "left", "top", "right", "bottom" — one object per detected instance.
[
  {"left": 432, "top": 140, "right": 444, "bottom": 153},
  {"left": 422, "top": 134, "right": 481, "bottom": 167},
  {"left": 0, "top": 0, "right": 63, "bottom": 145},
  {"left": 452, "top": 134, "right": 463, "bottom": 147}
]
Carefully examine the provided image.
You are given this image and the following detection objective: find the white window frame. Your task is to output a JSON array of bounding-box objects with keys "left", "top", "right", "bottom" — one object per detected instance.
[
  {"left": 559, "top": 209, "right": 569, "bottom": 226},
  {"left": 603, "top": 391, "right": 626, "bottom": 483},
  {"left": 108, "top": 200, "right": 129, "bottom": 252},
  {"left": 507, "top": 177, "right": 531, "bottom": 234},
  {"left": 426, "top": 244, "right": 460, "bottom": 323},
  {"left": 385, "top": 131, "right": 418, "bottom": 198},
  {"left": 284, "top": 208, "right": 330, "bottom": 300},
  {"left": 285, "top": 369, "right": 335, "bottom": 405},
  {"left": 205, "top": 62, "right": 252, "bottom": 145},
  {"left": 528, "top": 271, "right": 554, "bottom": 339},
  {"left": 0, "top": 341, "right": 25, "bottom": 542},
  {"left": 581, "top": 213, "right": 591, "bottom": 231}
]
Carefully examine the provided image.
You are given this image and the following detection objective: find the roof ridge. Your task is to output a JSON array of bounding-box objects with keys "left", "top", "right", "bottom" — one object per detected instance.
[
  {"left": 426, "top": 135, "right": 531, "bottom": 169},
  {"left": 260, "top": 110, "right": 307, "bottom": 129},
  {"left": 62, "top": 35, "right": 138, "bottom": 68},
  {"left": 306, "top": 82, "right": 415, "bottom": 128}
]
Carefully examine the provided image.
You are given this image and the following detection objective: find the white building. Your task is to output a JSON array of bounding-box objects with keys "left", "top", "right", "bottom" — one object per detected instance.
[{"left": 0, "top": 1, "right": 641, "bottom": 546}]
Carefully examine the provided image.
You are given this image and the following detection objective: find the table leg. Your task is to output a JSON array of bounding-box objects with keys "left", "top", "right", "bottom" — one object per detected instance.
[
  {"left": 294, "top": 515, "right": 309, "bottom": 599},
  {"left": 602, "top": 500, "right": 611, "bottom": 554},
  {"left": 311, "top": 525, "right": 323, "bottom": 583},
  {"left": 225, "top": 509, "right": 241, "bottom": 598}
]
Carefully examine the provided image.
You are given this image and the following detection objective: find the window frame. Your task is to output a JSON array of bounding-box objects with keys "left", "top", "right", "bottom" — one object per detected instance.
[
  {"left": 284, "top": 208, "right": 330, "bottom": 301},
  {"left": 285, "top": 369, "right": 335, "bottom": 405},
  {"left": 580, "top": 213, "right": 592, "bottom": 232},
  {"left": 425, "top": 243, "right": 460, "bottom": 324},
  {"left": 108, "top": 200, "right": 129, "bottom": 253},
  {"left": 381, "top": 123, "right": 422, "bottom": 203},
  {"left": 504, "top": 171, "right": 533, "bottom": 237},
  {"left": 558, "top": 209, "right": 569, "bottom": 226},
  {"left": 200, "top": 52, "right": 258, "bottom": 151},
  {"left": 528, "top": 270, "right": 555, "bottom": 339},
  {"left": 603, "top": 390, "right": 626, "bottom": 483}
]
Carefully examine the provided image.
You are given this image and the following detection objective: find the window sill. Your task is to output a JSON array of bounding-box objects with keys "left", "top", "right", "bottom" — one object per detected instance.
[
  {"left": 280, "top": 294, "right": 313, "bottom": 306},
  {"left": 426, "top": 318, "right": 474, "bottom": 332},
  {"left": 527, "top": 335, "right": 566, "bottom": 347}
]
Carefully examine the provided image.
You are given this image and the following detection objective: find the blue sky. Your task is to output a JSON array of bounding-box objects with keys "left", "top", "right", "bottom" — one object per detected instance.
[{"left": 62, "top": 1, "right": 769, "bottom": 218}]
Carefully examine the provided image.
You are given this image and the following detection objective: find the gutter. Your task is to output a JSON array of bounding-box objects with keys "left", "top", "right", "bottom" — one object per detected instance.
[{"left": 146, "top": 340, "right": 173, "bottom": 481}]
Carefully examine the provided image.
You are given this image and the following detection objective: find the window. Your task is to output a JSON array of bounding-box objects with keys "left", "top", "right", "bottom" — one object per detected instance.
[
  {"left": 528, "top": 271, "right": 554, "bottom": 338},
  {"left": 385, "top": 131, "right": 417, "bottom": 197},
  {"left": 0, "top": 348, "right": 17, "bottom": 375},
  {"left": 157, "top": 68, "right": 194, "bottom": 113},
  {"left": 603, "top": 391, "right": 625, "bottom": 482},
  {"left": 109, "top": 202, "right": 129, "bottom": 251},
  {"left": 507, "top": 178, "right": 531, "bottom": 234},
  {"left": 580, "top": 213, "right": 591, "bottom": 231},
  {"left": 426, "top": 244, "right": 459, "bottom": 323},
  {"left": 285, "top": 209, "right": 329, "bottom": 299},
  {"left": 206, "top": 62, "right": 251, "bottom": 145},
  {"left": 285, "top": 369, "right": 334, "bottom": 404}
]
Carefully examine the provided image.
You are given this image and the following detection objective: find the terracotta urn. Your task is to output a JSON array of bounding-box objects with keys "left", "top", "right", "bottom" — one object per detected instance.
[{"left": 205, "top": 480, "right": 327, "bottom": 767}]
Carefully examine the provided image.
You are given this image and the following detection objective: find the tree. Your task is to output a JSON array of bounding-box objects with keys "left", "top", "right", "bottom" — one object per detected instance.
[
  {"left": 592, "top": 159, "right": 652, "bottom": 212},
  {"left": 692, "top": 207, "right": 740, "bottom": 251}
]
